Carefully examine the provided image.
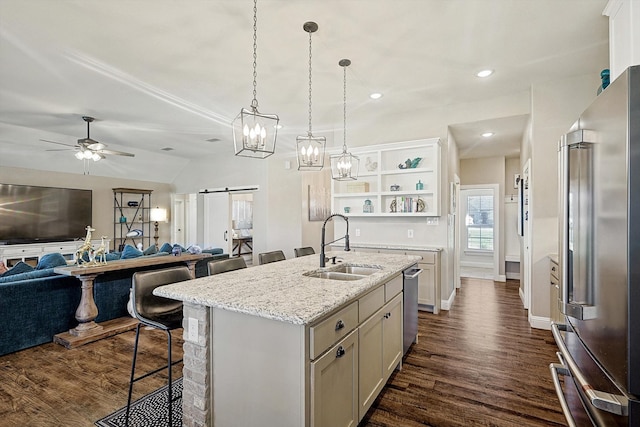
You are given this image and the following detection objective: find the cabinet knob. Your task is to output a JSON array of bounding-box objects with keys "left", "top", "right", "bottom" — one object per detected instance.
[
  {"left": 384, "top": 312, "right": 391, "bottom": 319},
  {"left": 335, "top": 319, "right": 345, "bottom": 331},
  {"left": 336, "top": 346, "right": 346, "bottom": 358}
]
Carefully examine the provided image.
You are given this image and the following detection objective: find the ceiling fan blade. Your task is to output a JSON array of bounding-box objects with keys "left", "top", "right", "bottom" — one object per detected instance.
[
  {"left": 98, "top": 149, "right": 135, "bottom": 157},
  {"left": 45, "top": 148, "right": 75, "bottom": 152},
  {"left": 40, "top": 138, "right": 76, "bottom": 148}
]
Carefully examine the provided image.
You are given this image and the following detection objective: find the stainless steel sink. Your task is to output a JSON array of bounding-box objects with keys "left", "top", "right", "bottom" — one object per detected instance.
[
  {"left": 303, "top": 271, "right": 366, "bottom": 281},
  {"left": 303, "top": 264, "right": 382, "bottom": 281},
  {"left": 331, "top": 265, "right": 381, "bottom": 275}
]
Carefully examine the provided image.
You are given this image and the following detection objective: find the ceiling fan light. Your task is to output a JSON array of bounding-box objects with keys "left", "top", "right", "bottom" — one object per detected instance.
[
  {"left": 75, "top": 151, "right": 84, "bottom": 160},
  {"left": 83, "top": 150, "right": 93, "bottom": 159},
  {"left": 91, "top": 153, "right": 102, "bottom": 161}
]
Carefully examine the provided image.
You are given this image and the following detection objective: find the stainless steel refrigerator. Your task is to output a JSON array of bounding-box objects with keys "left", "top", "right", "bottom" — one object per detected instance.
[{"left": 551, "top": 65, "right": 640, "bottom": 426}]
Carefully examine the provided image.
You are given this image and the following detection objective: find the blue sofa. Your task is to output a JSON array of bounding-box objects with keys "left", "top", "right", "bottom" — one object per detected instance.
[{"left": 0, "top": 247, "right": 228, "bottom": 356}]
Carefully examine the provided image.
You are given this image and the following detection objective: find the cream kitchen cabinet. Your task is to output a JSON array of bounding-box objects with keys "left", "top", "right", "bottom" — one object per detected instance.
[
  {"left": 311, "top": 329, "right": 359, "bottom": 427},
  {"left": 358, "top": 290, "right": 403, "bottom": 420}
]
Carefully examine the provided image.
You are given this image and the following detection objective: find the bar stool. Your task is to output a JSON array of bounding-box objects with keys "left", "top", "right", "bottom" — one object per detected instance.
[
  {"left": 258, "top": 250, "right": 286, "bottom": 265},
  {"left": 294, "top": 247, "right": 315, "bottom": 257},
  {"left": 126, "top": 266, "right": 192, "bottom": 426},
  {"left": 207, "top": 257, "right": 247, "bottom": 275}
]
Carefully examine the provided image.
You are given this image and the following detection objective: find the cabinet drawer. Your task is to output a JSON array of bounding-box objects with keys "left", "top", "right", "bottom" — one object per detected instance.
[
  {"left": 310, "top": 301, "right": 358, "bottom": 360},
  {"left": 359, "top": 286, "right": 384, "bottom": 323},
  {"left": 384, "top": 274, "right": 403, "bottom": 302}
]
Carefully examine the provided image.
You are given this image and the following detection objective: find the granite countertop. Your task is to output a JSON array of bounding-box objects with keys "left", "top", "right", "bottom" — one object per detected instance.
[
  {"left": 330, "top": 242, "right": 443, "bottom": 252},
  {"left": 154, "top": 251, "right": 420, "bottom": 325}
]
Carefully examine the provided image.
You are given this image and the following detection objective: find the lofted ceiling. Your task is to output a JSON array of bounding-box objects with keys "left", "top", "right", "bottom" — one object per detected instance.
[{"left": 0, "top": 0, "right": 609, "bottom": 180}]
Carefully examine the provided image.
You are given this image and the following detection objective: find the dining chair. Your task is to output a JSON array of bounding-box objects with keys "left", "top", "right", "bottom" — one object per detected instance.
[
  {"left": 258, "top": 250, "right": 286, "bottom": 265},
  {"left": 294, "top": 247, "right": 315, "bottom": 257},
  {"left": 126, "top": 266, "right": 192, "bottom": 427},
  {"left": 208, "top": 256, "right": 247, "bottom": 275}
]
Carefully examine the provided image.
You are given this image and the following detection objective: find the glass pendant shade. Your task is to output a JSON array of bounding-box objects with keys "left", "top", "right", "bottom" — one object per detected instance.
[
  {"left": 233, "top": 106, "right": 278, "bottom": 159},
  {"left": 330, "top": 150, "right": 359, "bottom": 180}
]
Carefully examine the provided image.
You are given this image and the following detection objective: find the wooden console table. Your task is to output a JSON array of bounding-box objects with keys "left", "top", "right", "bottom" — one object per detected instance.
[{"left": 53, "top": 253, "right": 208, "bottom": 348}]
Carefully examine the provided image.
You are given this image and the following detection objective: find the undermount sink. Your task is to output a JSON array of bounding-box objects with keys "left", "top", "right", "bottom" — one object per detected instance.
[
  {"left": 303, "top": 264, "right": 382, "bottom": 281},
  {"left": 303, "top": 271, "right": 366, "bottom": 281},
  {"left": 331, "top": 265, "right": 381, "bottom": 276}
]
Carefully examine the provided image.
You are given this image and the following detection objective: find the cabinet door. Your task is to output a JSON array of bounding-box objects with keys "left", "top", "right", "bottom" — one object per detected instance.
[
  {"left": 311, "top": 329, "right": 359, "bottom": 427},
  {"left": 358, "top": 307, "right": 385, "bottom": 419},
  {"left": 417, "top": 263, "right": 435, "bottom": 306},
  {"left": 382, "top": 293, "right": 403, "bottom": 379},
  {"left": 358, "top": 293, "right": 404, "bottom": 421}
]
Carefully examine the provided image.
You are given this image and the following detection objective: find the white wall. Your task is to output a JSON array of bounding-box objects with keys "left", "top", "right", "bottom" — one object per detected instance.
[{"left": 526, "top": 72, "right": 603, "bottom": 328}]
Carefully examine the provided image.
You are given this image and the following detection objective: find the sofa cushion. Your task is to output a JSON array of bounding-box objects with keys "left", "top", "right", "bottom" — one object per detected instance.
[
  {"left": 159, "top": 243, "right": 173, "bottom": 254},
  {"left": 105, "top": 252, "right": 121, "bottom": 262},
  {"left": 36, "top": 253, "right": 68, "bottom": 270},
  {"left": 0, "top": 268, "right": 58, "bottom": 284},
  {"left": 1, "top": 261, "right": 34, "bottom": 277},
  {"left": 202, "top": 248, "right": 224, "bottom": 255},
  {"left": 143, "top": 244, "right": 157, "bottom": 255},
  {"left": 120, "top": 244, "right": 143, "bottom": 259}
]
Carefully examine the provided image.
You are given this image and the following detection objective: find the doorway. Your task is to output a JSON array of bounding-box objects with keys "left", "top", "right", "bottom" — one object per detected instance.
[{"left": 458, "top": 184, "right": 500, "bottom": 280}]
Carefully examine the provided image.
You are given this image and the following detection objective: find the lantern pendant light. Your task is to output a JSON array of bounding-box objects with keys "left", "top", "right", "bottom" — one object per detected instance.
[
  {"left": 296, "top": 21, "right": 325, "bottom": 171},
  {"left": 331, "top": 59, "right": 359, "bottom": 180},
  {"left": 232, "top": 0, "right": 279, "bottom": 159}
]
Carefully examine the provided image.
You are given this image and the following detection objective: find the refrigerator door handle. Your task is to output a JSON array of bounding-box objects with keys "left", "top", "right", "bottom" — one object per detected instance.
[
  {"left": 551, "top": 323, "right": 629, "bottom": 416},
  {"left": 549, "top": 362, "right": 577, "bottom": 427},
  {"left": 558, "top": 132, "right": 597, "bottom": 320}
]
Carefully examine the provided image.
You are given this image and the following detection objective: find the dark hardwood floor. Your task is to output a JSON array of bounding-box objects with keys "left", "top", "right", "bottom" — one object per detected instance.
[
  {"left": 361, "top": 278, "right": 566, "bottom": 427},
  {"left": 0, "top": 277, "right": 565, "bottom": 426}
]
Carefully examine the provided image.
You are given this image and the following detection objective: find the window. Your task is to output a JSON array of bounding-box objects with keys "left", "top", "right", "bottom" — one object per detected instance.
[{"left": 465, "top": 194, "right": 494, "bottom": 250}]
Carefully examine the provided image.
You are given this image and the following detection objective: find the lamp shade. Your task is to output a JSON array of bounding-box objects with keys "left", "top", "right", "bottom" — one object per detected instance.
[{"left": 150, "top": 207, "right": 167, "bottom": 222}]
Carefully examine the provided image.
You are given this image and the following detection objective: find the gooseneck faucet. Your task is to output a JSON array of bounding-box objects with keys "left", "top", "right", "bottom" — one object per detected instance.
[{"left": 320, "top": 214, "right": 350, "bottom": 267}]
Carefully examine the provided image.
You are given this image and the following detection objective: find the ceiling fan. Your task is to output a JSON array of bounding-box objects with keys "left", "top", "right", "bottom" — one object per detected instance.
[{"left": 41, "top": 116, "right": 135, "bottom": 161}]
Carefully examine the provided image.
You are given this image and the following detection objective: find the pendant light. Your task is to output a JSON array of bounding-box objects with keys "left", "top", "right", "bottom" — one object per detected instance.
[
  {"left": 296, "top": 21, "right": 325, "bottom": 171},
  {"left": 330, "top": 59, "right": 359, "bottom": 180},
  {"left": 232, "top": 0, "right": 279, "bottom": 159}
]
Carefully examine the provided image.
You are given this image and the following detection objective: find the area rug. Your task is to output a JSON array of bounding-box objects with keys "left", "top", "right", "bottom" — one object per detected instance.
[{"left": 95, "top": 378, "right": 182, "bottom": 427}]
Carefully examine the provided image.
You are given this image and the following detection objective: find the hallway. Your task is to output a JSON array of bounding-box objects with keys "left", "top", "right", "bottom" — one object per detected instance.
[{"left": 362, "top": 277, "right": 565, "bottom": 426}]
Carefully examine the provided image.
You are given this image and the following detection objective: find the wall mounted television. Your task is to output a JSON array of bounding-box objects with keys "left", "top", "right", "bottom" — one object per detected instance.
[{"left": 0, "top": 184, "right": 92, "bottom": 245}]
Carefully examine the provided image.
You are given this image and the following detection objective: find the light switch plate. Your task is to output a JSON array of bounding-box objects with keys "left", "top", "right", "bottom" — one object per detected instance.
[
  {"left": 407, "top": 229, "right": 414, "bottom": 238},
  {"left": 355, "top": 228, "right": 361, "bottom": 237}
]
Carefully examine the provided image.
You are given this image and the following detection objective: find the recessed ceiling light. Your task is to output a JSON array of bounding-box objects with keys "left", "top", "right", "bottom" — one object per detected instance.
[
  {"left": 476, "top": 69, "right": 494, "bottom": 78},
  {"left": 275, "top": 124, "right": 283, "bottom": 129},
  {"left": 482, "top": 132, "right": 494, "bottom": 138},
  {"left": 369, "top": 92, "right": 383, "bottom": 100}
]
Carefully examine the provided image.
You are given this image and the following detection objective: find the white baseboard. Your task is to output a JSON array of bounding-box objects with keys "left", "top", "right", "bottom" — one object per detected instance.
[
  {"left": 494, "top": 274, "right": 506, "bottom": 282},
  {"left": 519, "top": 287, "right": 526, "bottom": 308},
  {"left": 506, "top": 272, "right": 520, "bottom": 280},
  {"left": 529, "top": 313, "right": 551, "bottom": 330},
  {"left": 441, "top": 289, "right": 456, "bottom": 311}
]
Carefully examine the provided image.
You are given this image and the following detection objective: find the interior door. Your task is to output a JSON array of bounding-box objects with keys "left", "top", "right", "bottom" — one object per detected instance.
[{"left": 202, "top": 192, "right": 232, "bottom": 253}]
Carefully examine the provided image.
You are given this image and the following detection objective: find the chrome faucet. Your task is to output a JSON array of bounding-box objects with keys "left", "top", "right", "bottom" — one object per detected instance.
[{"left": 320, "top": 214, "right": 350, "bottom": 267}]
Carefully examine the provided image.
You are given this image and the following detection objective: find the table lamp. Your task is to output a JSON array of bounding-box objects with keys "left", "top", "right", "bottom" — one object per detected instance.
[{"left": 150, "top": 207, "right": 167, "bottom": 247}]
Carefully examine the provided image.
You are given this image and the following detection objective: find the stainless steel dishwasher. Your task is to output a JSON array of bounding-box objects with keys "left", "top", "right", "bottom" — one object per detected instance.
[{"left": 403, "top": 265, "right": 422, "bottom": 355}]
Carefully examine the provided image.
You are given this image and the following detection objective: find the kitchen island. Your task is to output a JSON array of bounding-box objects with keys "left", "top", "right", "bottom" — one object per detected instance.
[{"left": 155, "top": 250, "right": 420, "bottom": 427}]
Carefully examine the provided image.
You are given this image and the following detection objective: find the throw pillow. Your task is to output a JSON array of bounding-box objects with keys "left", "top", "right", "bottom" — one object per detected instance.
[
  {"left": 120, "top": 244, "right": 143, "bottom": 260},
  {"left": 143, "top": 244, "right": 157, "bottom": 255},
  {"left": 159, "top": 243, "right": 173, "bottom": 254},
  {"left": 36, "top": 252, "right": 68, "bottom": 270},
  {"left": 0, "top": 261, "right": 34, "bottom": 277}
]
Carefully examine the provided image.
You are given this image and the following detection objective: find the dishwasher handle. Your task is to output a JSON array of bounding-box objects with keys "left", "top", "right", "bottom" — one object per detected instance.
[{"left": 403, "top": 268, "right": 423, "bottom": 280}]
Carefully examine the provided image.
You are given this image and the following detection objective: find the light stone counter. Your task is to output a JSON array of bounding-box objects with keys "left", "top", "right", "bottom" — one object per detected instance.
[{"left": 154, "top": 250, "right": 420, "bottom": 325}]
